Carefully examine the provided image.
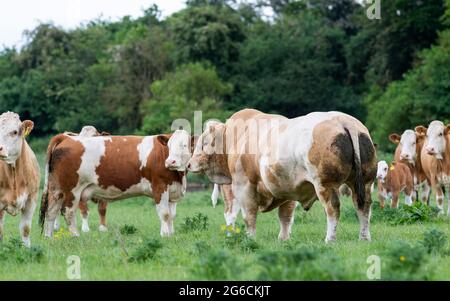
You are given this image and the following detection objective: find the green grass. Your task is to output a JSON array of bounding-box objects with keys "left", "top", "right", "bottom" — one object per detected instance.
[{"left": 0, "top": 153, "right": 448, "bottom": 280}]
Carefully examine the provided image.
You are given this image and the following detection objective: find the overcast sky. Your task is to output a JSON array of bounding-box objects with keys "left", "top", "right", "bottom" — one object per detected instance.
[{"left": 0, "top": 0, "right": 186, "bottom": 49}]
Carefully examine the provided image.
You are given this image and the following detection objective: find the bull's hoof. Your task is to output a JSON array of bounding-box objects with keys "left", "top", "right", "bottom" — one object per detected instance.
[
  {"left": 99, "top": 225, "right": 108, "bottom": 232},
  {"left": 81, "top": 225, "right": 90, "bottom": 233},
  {"left": 325, "top": 237, "right": 337, "bottom": 244}
]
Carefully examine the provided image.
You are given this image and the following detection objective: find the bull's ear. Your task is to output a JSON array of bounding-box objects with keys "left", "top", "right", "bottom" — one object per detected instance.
[
  {"left": 190, "top": 135, "right": 198, "bottom": 150},
  {"left": 373, "top": 143, "right": 378, "bottom": 150},
  {"left": 157, "top": 135, "right": 170, "bottom": 146},
  {"left": 100, "top": 131, "right": 110, "bottom": 136},
  {"left": 415, "top": 125, "right": 427, "bottom": 137},
  {"left": 21, "top": 120, "right": 34, "bottom": 137},
  {"left": 388, "top": 133, "right": 401, "bottom": 144}
]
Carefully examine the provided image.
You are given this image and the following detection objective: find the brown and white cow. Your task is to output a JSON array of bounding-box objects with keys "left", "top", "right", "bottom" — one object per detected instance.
[
  {"left": 388, "top": 129, "right": 431, "bottom": 204},
  {"left": 420, "top": 121, "right": 450, "bottom": 215},
  {"left": 0, "top": 112, "right": 40, "bottom": 247},
  {"left": 188, "top": 109, "right": 376, "bottom": 243},
  {"left": 39, "top": 129, "right": 192, "bottom": 237},
  {"left": 376, "top": 160, "right": 414, "bottom": 208},
  {"left": 52, "top": 126, "right": 111, "bottom": 233}
]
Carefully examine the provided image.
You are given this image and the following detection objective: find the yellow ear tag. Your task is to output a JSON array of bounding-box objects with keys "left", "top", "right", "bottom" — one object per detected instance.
[
  {"left": 23, "top": 128, "right": 30, "bottom": 138},
  {"left": 390, "top": 165, "right": 395, "bottom": 171}
]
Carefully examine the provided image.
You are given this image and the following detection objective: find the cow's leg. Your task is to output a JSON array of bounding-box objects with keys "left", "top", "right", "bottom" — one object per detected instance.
[
  {"left": 277, "top": 201, "right": 296, "bottom": 241},
  {"left": 63, "top": 191, "right": 81, "bottom": 237},
  {"left": 421, "top": 182, "right": 431, "bottom": 205},
  {"left": 0, "top": 210, "right": 4, "bottom": 242},
  {"left": 20, "top": 198, "right": 36, "bottom": 248},
  {"left": 53, "top": 216, "right": 60, "bottom": 231},
  {"left": 78, "top": 198, "right": 90, "bottom": 233},
  {"left": 315, "top": 185, "right": 340, "bottom": 243},
  {"left": 98, "top": 200, "right": 108, "bottom": 232},
  {"left": 225, "top": 198, "right": 241, "bottom": 228},
  {"left": 45, "top": 191, "right": 63, "bottom": 238},
  {"left": 156, "top": 190, "right": 171, "bottom": 236},
  {"left": 435, "top": 185, "right": 445, "bottom": 214},
  {"left": 168, "top": 201, "right": 177, "bottom": 234},
  {"left": 391, "top": 192, "right": 399, "bottom": 208},
  {"left": 377, "top": 187, "right": 386, "bottom": 209},
  {"left": 351, "top": 183, "right": 372, "bottom": 241},
  {"left": 404, "top": 185, "right": 413, "bottom": 206}
]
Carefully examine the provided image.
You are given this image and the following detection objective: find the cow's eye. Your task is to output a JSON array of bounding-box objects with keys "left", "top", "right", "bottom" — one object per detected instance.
[
  {"left": 384, "top": 168, "right": 387, "bottom": 171},
  {"left": 10, "top": 130, "right": 18, "bottom": 136}
]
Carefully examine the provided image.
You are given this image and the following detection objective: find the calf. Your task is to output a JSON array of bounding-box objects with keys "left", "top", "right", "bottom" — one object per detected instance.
[
  {"left": 389, "top": 129, "right": 431, "bottom": 204},
  {"left": 39, "top": 129, "right": 192, "bottom": 237},
  {"left": 376, "top": 161, "right": 414, "bottom": 208},
  {"left": 0, "top": 112, "right": 40, "bottom": 247}
]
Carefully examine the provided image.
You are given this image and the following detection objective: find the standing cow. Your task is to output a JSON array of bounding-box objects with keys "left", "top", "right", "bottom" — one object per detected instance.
[
  {"left": 376, "top": 160, "right": 414, "bottom": 208},
  {"left": 39, "top": 129, "right": 192, "bottom": 237},
  {"left": 388, "top": 129, "right": 431, "bottom": 204},
  {"left": 0, "top": 112, "right": 40, "bottom": 247},
  {"left": 420, "top": 121, "right": 450, "bottom": 215},
  {"left": 188, "top": 109, "right": 377, "bottom": 243}
]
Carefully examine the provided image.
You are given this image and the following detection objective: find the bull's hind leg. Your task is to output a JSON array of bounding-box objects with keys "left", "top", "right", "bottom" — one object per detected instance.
[
  {"left": 351, "top": 183, "right": 372, "bottom": 241},
  {"left": 315, "top": 186, "right": 340, "bottom": 243},
  {"left": 278, "top": 201, "right": 296, "bottom": 241},
  {"left": 98, "top": 200, "right": 108, "bottom": 232}
]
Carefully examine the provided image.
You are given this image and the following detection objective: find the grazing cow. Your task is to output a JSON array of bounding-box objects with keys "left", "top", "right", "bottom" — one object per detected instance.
[
  {"left": 188, "top": 109, "right": 376, "bottom": 242},
  {"left": 389, "top": 129, "right": 431, "bottom": 204},
  {"left": 420, "top": 121, "right": 450, "bottom": 215},
  {"left": 39, "top": 129, "right": 192, "bottom": 237},
  {"left": 376, "top": 161, "right": 414, "bottom": 208},
  {"left": 0, "top": 112, "right": 40, "bottom": 247},
  {"left": 53, "top": 126, "right": 111, "bottom": 233}
]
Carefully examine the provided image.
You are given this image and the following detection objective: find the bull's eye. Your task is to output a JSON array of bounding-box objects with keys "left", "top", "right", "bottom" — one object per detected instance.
[
  {"left": 384, "top": 168, "right": 387, "bottom": 171},
  {"left": 439, "top": 133, "right": 443, "bottom": 137}
]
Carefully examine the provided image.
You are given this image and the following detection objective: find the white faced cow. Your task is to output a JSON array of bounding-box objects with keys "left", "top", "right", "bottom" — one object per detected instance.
[
  {"left": 188, "top": 109, "right": 376, "bottom": 243},
  {"left": 40, "top": 129, "right": 193, "bottom": 237},
  {"left": 389, "top": 129, "right": 431, "bottom": 204},
  {"left": 420, "top": 121, "right": 450, "bottom": 215},
  {"left": 0, "top": 112, "right": 40, "bottom": 247}
]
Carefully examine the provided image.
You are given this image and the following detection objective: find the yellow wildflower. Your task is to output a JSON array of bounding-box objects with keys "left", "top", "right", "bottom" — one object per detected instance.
[{"left": 400, "top": 256, "right": 406, "bottom": 262}]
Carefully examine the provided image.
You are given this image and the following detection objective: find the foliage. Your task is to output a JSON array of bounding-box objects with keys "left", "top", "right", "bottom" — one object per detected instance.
[
  {"left": 181, "top": 212, "right": 209, "bottom": 233},
  {"left": 0, "top": 237, "right": 45, "bottom": 264},
  {"left": 371, "top": 202, "right": 441, "bottom": 225},
  {"left": 191, "top": 249, "right": 245, "bottom": 280},
  {"left": 222, "top": 224, "right": 259, "bottom": 252},
  {"left": 120, "top": 224, "right": 138, "bottom": 235},
  {"left": 383, "top": 241, "right": 430, "bottom": 280},
  {"left": 421, "top": 228, "right": 448, "bottom": 254},
  {"left": 128, "top": 238, "right": 162, "bottom": 262}
]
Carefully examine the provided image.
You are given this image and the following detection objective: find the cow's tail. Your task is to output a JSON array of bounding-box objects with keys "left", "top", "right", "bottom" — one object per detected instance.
[
  {"left": 39, "top": 134, "right": 67, "bottom": 232},
  {"left": 344, "top": 127, "right": 366, "bottom": 210},
  {"left": 211, "top": 184, "right": 220, "bottom": 208}
]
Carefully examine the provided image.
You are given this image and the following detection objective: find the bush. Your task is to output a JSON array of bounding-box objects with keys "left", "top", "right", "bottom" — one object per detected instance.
[
  {"left": 191, "top": 249, "right": 244, "bottom": 280},
  {"left": 372, "top": 202, "right": 440, "bottom": 225},
  {"left": 223, "top": 224, "right": 259, "bottom": 252},
  {"left": 128, "top": 238, "right": 162, "bottom": 263},
  {"left": 421, "top": 229, "right": 447, "bottom": 254},
  {"left": 383, "top": 241, "right": 430, "bottom": 280},
  {"left": 181, "top": 213, "right": 209, "bottom": 233},
  {"left": 0, "top": 237, "right": 45, "bottom": 264},
  {"left": 120, "top": 224, "right": 138, "bottom": 235}
]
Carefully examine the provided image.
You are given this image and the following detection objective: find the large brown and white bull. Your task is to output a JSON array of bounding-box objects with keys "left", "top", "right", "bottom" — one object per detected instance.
[
  {"left": 0, "top": 112, "right": 40, "bottom": 247},
  {"left": 388, "top": 129, "right": 430, "bottom": 203},
  {"left": 420, "top": 121, "right": 450, "bottom": 215},
  {"left": 188, "top": 109, "right": 377, "bottom": 242},
  {"left": 39, "top": 129, "right": 192, "bottom": 237}
]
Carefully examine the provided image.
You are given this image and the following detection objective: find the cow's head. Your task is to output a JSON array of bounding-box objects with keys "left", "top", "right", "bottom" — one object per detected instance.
[
  {"left": 187, "top": 121, "right": 230, "bottom": 184},
  {"left": 424, "top": 121, "right": 450, "bottom": 159},
  {"left": 0, "top": 112, "right": 34, "bottom": 165},
  {"left": 159, "top": 129, "right": 192, "bottom": 171},
  {"left": 376, "top": 160, "right": 389, "bottom": 183},
  {"left": 389, "top": 130, "right": 416, "bottom": 163}
]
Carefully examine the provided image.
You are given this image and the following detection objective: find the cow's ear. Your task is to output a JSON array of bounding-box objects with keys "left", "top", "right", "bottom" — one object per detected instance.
[
  {"left": 21, "top": 120, "right": 34, "bottom": 137},
  {"left": 388, "top": 133, "right": 401, "bottom": 144},
  {"left": 415, "top": 125, "right": 427, "bottom": 137},
  {"left": 157, "top": 135, "right": 170, "bottom": 146},
  {"left": 100, "top": 131, "right": 110, "bottom": 136},
  {"left": 190, "top": 135, "right": 198, "bottom": 151},
  {"left": 373, "top": 143, "right": 378, "bottom": 150},
  {"left": 445, "top": 124, "right": 450, "bottom": 135}
]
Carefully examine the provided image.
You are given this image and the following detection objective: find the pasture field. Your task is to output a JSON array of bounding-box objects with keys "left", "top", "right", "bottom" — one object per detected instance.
[{"left": 0, "top": 153, "right": 449, "bottom": 281}]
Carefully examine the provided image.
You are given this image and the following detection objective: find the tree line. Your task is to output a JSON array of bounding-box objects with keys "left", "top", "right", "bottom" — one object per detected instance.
[{"left": 0, "top": 0, "right": 448, "bottom": 151}]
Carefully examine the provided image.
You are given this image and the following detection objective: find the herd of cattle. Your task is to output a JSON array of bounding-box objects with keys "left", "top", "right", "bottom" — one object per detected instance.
[{"left": 0, "top": 109, "right": 449, "bottom": 248}]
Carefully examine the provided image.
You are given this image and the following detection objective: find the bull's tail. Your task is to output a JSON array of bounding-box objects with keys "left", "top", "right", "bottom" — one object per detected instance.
[
  {"left": 39, "top": 134, "right": 67, "bottom": 232},
  {"left": 211, "top": 184, "right": 220, "bottom": 208},
  {"left": 344, "top": 128, "right": 366, "bottom": 210}
]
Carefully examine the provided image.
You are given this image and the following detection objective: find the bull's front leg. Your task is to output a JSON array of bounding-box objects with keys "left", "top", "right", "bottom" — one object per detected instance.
[
  {"left": 0, "top": 210, "right": 4, "bottom": 242},
  {"left": 20, "top": 198, "right": 37, "bottom": 247},
  {"left": 156, "top": 190, "right": 172, "bottom": 236},
  {"left": 277, "top": 201, "right": 296, "bottom": 241},
  {"left": 233, "top": 182, "right": 258, "bottom": 237}
]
